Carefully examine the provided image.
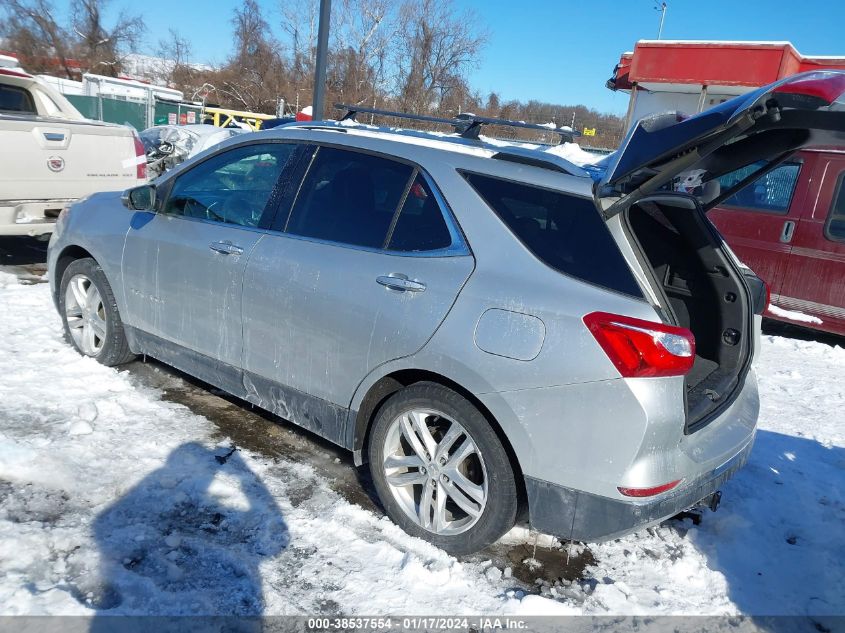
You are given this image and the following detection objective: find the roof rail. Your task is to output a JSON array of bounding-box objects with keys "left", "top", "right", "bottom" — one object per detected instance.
[{"left": 334, "top": 103, "right": 579, "bottom": 143}]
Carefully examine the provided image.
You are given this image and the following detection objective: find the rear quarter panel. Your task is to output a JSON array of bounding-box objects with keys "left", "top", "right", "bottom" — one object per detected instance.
[{"left": 347, "top": 154, "right": 667, "bottom": 485}]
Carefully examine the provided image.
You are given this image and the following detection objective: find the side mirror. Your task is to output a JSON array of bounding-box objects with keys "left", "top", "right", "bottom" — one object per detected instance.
[{"left": 122, "top": 184, "right": 156, "bottom": 211}]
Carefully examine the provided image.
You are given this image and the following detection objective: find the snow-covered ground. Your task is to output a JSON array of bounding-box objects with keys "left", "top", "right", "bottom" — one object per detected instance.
[{"left": 0, "top": 269, "right": 843, "bottom": 620}]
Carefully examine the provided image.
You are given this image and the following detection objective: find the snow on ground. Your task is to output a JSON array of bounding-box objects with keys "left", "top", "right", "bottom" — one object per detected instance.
[
  {"left": 768, "top": 304, "right": 824, "bottom": 325},
  {"left": 0, "top": 270, "right": 843, "bottom": 619}
]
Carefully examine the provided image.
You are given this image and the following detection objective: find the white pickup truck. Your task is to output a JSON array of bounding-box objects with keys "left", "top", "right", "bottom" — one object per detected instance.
[{"left": 0, "top": 56, "right": 147, "bottom": 237}]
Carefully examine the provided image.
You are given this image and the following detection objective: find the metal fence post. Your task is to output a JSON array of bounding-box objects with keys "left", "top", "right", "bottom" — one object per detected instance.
[{"left": 312, "top": 0, "right": 332, "bottom": 120}]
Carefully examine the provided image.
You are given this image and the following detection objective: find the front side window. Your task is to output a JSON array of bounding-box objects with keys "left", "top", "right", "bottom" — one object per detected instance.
[
  {"left": 285, "top": 147, "right": 414, "bottom": 249},
  {"left": 462, "top": 172, "right": 642, "bottom": 297},
  {"left": 163, "top": 143, "right": 295, "bottom": 228},
  {"left": 825, "top": 172, "right": 845, "bottom": 242},
  {"left": 717, "top": 161, "right": 801, "bottom": 214},
  {"left": 0, "top": 85, "right": 36, "bottom": 114}
]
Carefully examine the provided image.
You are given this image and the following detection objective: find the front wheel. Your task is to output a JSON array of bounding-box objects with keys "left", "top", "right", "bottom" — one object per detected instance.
[
  {"left": 368, "top": 382, "right": 518, "bottom": 555},
  {"left": 59, "top": 258, "right": 135, "bottom": 367}
]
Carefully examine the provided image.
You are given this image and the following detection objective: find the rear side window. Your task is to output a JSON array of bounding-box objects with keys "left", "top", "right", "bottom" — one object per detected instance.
[
  {"left": 286, "top": 147, "right": 413, "bottom": 249},
  {"left": 825, "top": 172, "right": 845, "bottom": 242},
  {"left": 0, "top": 85, "right": 36, "bottom": 114},
  {"left": 387, "top": 175, "right": 453, "bottom": 252},
  {"left": 462, "top": 172, "right": 642, "bottom": 297},
  {"left": 717, "top": 161, "right": 801, "bottom": 214}
]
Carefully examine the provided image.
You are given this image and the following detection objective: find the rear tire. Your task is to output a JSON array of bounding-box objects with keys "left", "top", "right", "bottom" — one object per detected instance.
[
  {"left": 368, "top": 382, "right": 518, "bottom": 555},
  {"left": 59, "top": 258, "right": 135, "bottom": 367}
]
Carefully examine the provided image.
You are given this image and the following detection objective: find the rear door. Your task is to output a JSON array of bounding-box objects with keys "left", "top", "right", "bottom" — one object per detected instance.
[
  {"left": 241, "top": 145, "right": 474, "bottom": 413},
  {"left": 777, "top": 152, "right": 845, "bottom": 333},
  {"left": 707, "top": 156, "right": 808, "bottom": 295}
]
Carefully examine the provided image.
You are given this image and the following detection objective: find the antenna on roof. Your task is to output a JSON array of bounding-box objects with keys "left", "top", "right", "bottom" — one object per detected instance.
[
  {"left": 334, "top": 103, "right": 579, "bottom": 143},
  {"left": 654, "top": 1, "right": 667, "bottom": 39}
]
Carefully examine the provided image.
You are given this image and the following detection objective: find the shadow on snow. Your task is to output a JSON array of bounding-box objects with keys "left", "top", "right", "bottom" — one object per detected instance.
[
  {"left": 89, "top": 442, "right": 287, "bottom": 625},
  {"left": 683, "top": 429, "right": 844, "bottom": 629}
]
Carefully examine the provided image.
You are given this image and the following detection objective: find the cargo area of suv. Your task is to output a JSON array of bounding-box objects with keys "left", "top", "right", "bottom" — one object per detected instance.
[
  {"left": 623, "top": 196, "right": 752, "bottom": 432},
  {"left": 593, "top": 70, "right": 845, "bottom": 432}
]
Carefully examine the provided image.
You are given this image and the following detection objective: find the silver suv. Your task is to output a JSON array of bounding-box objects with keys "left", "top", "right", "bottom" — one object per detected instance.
[{"left": 48, "top": 71, "right": 845, "bottom": 554}]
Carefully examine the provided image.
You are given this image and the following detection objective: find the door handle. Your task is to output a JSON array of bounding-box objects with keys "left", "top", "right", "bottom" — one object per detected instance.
[
  {"left": 780, "top": 220, "right": 796, "bottom": 244},
  {"left": 376, "top": 274, "right": 426, "bottom": 292},
  {"left": 209, "top": 241, "right": 244, "bottom": 255}
]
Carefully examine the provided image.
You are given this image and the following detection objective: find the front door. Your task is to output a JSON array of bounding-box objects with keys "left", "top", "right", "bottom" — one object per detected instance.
[
  {"left": 241, "top": 146, "right": 473, "bottom": 442},
  {"left": 778, "top": 153, "right": 845, "bottom": 334},
  {"left": 121, "top": 142, "right": 297, "bottom": 370}
]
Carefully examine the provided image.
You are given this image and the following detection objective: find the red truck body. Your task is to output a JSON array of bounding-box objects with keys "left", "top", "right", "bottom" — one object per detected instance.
[{"left": 708, "top": 149, "right": 845, "bottom": 337}]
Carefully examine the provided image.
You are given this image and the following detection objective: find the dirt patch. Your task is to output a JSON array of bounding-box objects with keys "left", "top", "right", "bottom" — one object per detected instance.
[
  {"left": 126, "top": 361, "right": 381, "bottom": 514},
  {"left": 487, "top": 542, "right": 596, "bottom": 585}
]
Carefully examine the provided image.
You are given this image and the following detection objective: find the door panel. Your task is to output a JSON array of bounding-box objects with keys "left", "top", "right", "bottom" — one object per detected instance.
[
  {"left": 778, "top": 155, "right": 845, "bottom": 334},
  {"left": 120, "top": 141, "right": 298, "bottom": 365},
  {"left": 708, "top": 156, "right": 811, "bottom": 295},
  {"left": 242, "top": 145, "right": 474, "bottom": 425},
  {"left": 122, "top": 213, "right": 262, "bottom": 366},
  {"left": 242, "top": 236, "right": 473, "bottom": 408}
]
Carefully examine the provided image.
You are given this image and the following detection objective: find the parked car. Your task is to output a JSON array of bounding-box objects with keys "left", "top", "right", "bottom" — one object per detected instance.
[
  {"left": 140, "top": 124, "right": 247, "bottom": 178},
  {"left": 47, "top": 71, "right": 845, "bottom": 554},
  {"left": 707, "top": 148, "right": 845, "bottom": 337},
  {"left": 260, "top": 116, "right": 297, "bottom": 130},
  {"left": 0, "top": 56, "right": 147, "bottom": 237}
]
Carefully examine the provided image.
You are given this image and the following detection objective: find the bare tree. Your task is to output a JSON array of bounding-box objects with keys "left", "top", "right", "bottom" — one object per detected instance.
[
  {"left": 331, "top": 0, "right": 395, "bottom": 100},
  {"left": 215, "top": 0, "right": 288, "bottom": 112},
  {"left": 394, "top": 0, "right": 487, "bottom": 114},
  {"left": 0, "top": 0, "right": 77, "bottom": 78},
  {"left": 70, "top": 0, "right": 145, "bottom": 76},
  {"left": 155, "top": 29, "right": 195, "bottom": 90},
  {"left": 279, "top": 0, "right": 320, "bottom": 83}
]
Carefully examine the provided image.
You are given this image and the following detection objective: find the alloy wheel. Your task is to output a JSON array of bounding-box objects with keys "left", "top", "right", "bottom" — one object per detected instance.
[
  {"left": 64, "top": 274, "right": 107, "bottom": 356},
  {"left": 382, "top": 408, "right": 488, "bottom": 536}
]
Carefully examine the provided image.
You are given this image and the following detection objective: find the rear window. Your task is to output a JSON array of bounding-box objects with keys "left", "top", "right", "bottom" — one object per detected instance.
[
  {"left": 387, "top": 174, "right": 454, "bottom": 252},
  {"left": 0, "top": 85, "right": 36, "bottom": 114},
  {"left": 825, "top": 172, "right": 845, "bottom": 242},
  {"left": 462, "top": 172, "right": 642, "bottom": 297},
  {"left": 286, "top": 147, "right": 413, "bottom": 249},
  {"left": 717, "top": 161, "right": 801, "bottom": 214}
]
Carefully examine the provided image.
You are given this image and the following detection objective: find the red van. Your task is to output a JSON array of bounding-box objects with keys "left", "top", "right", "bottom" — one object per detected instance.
[{"left": 708, "top": 148, "right": 845, "bottom": 337}]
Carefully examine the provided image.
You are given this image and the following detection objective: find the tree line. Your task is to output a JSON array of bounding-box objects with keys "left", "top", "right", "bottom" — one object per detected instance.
[{"left": 1, "top": 0, "right": 625, "bottom": 148}]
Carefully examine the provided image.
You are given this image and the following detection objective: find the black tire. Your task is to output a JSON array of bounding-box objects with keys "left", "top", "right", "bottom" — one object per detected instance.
[
  {"left": 59, "top": 258, "right": 136, "bottom": 367},
  {"left": 368, "top": 382, "right": 518, "bottom": 555}
]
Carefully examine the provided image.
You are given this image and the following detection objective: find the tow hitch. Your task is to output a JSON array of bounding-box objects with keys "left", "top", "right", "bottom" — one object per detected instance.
[
  {"left": 700, "top": 490, "right": 722, "bottom": 512},
  {"left": 671, "top": 490, "right": 722, "bottom": 525}
]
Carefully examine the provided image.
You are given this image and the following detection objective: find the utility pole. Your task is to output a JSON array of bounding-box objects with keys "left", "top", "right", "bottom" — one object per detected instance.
[
  {"left": 312, "top": 0, "right": 332, "bottom": 120},
  {"left": 655, "top": 1, "right": 667, "bottom": 40}
]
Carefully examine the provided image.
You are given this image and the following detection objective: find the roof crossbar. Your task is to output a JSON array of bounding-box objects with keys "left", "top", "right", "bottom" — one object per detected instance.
[{"left": 334, "top": 103, "right": 579, "bottom": 143}]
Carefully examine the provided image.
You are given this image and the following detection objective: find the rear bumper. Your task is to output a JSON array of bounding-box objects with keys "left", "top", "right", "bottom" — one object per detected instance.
[
  {"left": 0, "top": 201, "right": 67, "bottom": 236},
  {"left": 526, "top": 434, "right": 754, "bottom": 542}
]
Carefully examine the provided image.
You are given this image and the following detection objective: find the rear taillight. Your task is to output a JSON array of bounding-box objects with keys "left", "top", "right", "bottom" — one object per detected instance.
[
  {"left": 583, "top": 311, "right": 695, "bottom": 378},
  {"left": 133, "top": 135, "right": 147, "bottom": 180},
  {"left": 772, "top": 73, "right": 845, "bottom": 107}
]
